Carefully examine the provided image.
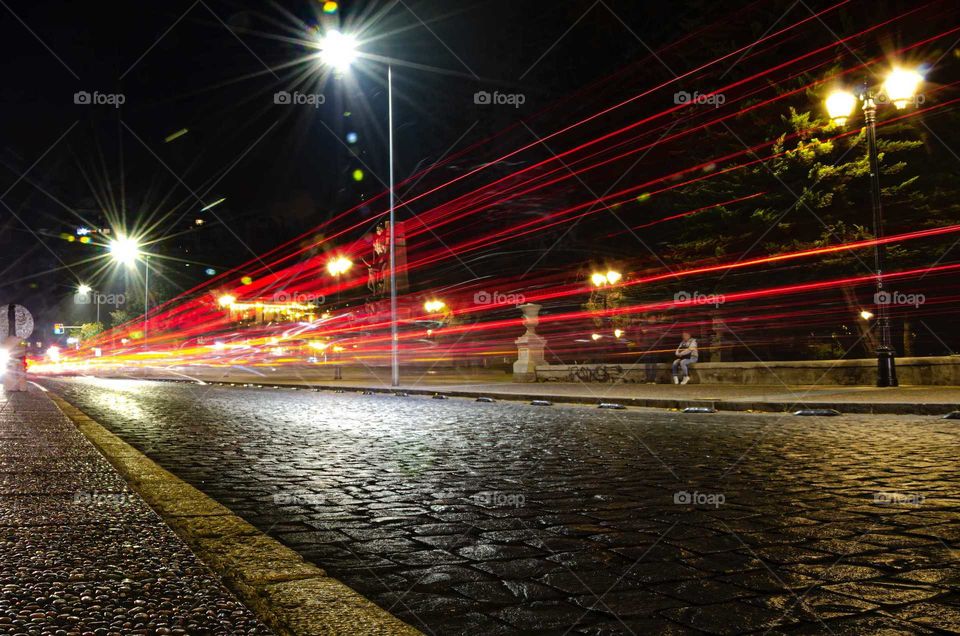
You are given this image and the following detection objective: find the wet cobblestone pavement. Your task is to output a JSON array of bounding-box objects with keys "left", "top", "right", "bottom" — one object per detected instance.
[
  {"left": 43, "top": 377, "right": 960, "bottom": 635},
  {"left": 0, "top": 388, "right": 273, "bottom": 636}
]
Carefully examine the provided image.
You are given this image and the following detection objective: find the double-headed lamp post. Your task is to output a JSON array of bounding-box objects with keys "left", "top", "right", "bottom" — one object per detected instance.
[
  {"left": 590, "top": 270, "right": 622, "bottom": 312},
  {"left": 108, "top": 235, "right": 148, "bottom": 341},
  {"left": 315, "top": 30, "right": 401, "bottom": 386},
  {"left": 825, "top": 66, "right": 923, "bottom": 387}
]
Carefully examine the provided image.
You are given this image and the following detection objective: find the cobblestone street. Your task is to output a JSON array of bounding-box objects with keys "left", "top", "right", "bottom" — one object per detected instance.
[{"left": 43, "top": 377, "right": 960, "bottom": 635}]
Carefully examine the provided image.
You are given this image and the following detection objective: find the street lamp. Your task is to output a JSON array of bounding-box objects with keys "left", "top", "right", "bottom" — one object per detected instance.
[
  {"left": 108, "top": 235, "right": 149, "bottom": 341},
  {"left": 325, "top": 255, "right": 354, "bottom": 380},
  {"left": 591, "top": 270, "right": 622, "bottom": 287},
  {"left": 824, "top": 65, "right": 923, "bottom": 387},
  {"left": 423, "top": 299, "right": 446, "bottom": 313},
  {"left": 77, "top": 283, "right": 101, "bottom": 324},
  {"left": 326, "top": 256, "right": 353, "bottom": 277},
  {"left": 315, "top": 30, "right": 401, "bottom": 387}
]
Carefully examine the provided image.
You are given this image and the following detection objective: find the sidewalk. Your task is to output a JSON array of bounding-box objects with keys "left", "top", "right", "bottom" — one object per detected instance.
[
  {"left": 111, "top": 366, "right": 960, "bottom": 415},
  {"left": 0, "top": 386, "right": 273, "bottom": 635}
]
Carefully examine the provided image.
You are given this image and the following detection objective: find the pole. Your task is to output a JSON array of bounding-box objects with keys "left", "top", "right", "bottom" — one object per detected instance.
[
  {"left": 388, "top": 64, "right": 399, "bottom": 387},
  {"left": 143, "top": 257, "right": 150, "bottom": 342},
  {"left": 863, "top": 96, "right": 897, "bottom": 387},
  {"left": 95, "top": 289, "right": 100, "bottom": 325}
]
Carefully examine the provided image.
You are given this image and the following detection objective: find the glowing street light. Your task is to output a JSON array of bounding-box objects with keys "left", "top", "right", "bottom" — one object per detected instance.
[
  {"left": 423, "top": 299, "right": 446, "bottom": 313},
  {"left": 218, "top": 294, "right": 236, "bottom": 308},
  {"left": 591, "top": 333, "right": 602, "bottom": 341},
  {"left": 108, "top": 235, "right": 153, "bottom": 340},
  {"left": 326, "top": 256, "right": 353, "bottom": 277},
  {"left": 108, "top": 235, "right": 141, "bottom": 267},
  {"left": 77, "top": 283, "right": 101, "bottom": 323},
  {"left": 822, "top": 64, "right": 924, "bottom": 387},
  {"left": 825, "top": 89, "right": 857, "bottom": 126},
  {"left": 860, "top": 310, "right": 875, "bottom": 321},
  {"left": 591, "top": 270, "right": 623, "bottom": 287},
  {"left": 883, "top": 68, "right": 924, "bottom": 109},
  {"left": 318, "top": 30, "right": 359, "bottom": 72},
  {"left": 614, "top": 328, "right": 624, "bottom": 338}
]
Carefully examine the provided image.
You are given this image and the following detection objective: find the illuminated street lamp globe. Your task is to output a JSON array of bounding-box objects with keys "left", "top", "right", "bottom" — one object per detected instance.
[
  {"left": 591, "top": 270, "right": 623, "bottom": 287},
  {"left": 423, "top": 299, "right": 446, "bottom": 313},
  {"left": 77, "top": 283, "right": 92, "bottom": 296},
  {"left": 825, "top": 89, "right": 857, "bottom": 126},
  {"left": 326, "top": 256, "right": 353, "bottom": 277},
  {"left": 108, "top": 236, "right": 141, "bottom": 267},
  {"left": 883, "top": 68, "right": 924, "bottom": 109},
  {"left": 318, "top": 30, "right": 359, "bottom": 72}
]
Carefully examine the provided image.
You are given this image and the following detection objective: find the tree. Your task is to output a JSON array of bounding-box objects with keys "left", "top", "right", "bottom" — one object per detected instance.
[
  {"left": 79, "top": 322, "right": 104, "bottom": 341},
  {"left": 109, "top": 310, "right": 132, "bottom": 329}
]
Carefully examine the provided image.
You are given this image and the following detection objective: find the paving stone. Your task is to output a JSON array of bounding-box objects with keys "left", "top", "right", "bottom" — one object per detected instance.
[
  {"left": 662, "top": 600, "right": 789, "bottom": 634},
  {"left": 823, "top": 581, "right": 946, "bottom": 605}
]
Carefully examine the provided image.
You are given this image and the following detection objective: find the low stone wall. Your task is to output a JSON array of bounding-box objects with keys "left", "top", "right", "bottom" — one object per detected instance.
[{"left": 528, "top": 356, "right": 960, "bottom": 386}]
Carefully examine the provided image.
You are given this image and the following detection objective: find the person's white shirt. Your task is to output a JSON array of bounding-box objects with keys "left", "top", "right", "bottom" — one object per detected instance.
[{"left": 676, "top": 338, "right": 698, "bottom": 359}]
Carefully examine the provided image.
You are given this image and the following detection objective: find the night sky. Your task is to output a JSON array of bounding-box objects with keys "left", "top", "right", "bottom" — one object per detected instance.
[
  {"left": 0, "top": 0, "right": 701, "bottom": 335},
  {"left": 3, "top": 0, "right": 953, "bottom": 359}
]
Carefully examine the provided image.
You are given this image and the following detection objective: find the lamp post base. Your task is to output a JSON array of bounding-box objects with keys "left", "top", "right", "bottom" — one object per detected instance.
[{"left": 877, "top": 348, "right": 898, "bottom": 387}]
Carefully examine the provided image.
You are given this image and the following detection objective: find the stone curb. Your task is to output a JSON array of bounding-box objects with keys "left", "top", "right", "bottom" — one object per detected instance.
[
  {"left": 141, "top": 377, "right": 957, "bottom": 416},
  {"left": 46, "top": 393, "right": 423, "bottom": 636}
]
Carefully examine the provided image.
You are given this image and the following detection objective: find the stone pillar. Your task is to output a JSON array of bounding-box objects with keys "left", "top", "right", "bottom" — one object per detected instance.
[
  {"left": 710, "top": 316, "right": 726, "bottom": 363},
  {"left": 513, "top": 303, "right": 546, "bottom": 382},
  {"left": 2, "top": 336, "right": 27, "bottom": 392}
]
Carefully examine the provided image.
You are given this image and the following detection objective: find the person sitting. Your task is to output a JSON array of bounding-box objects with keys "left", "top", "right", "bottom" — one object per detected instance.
[{"left": 672, "top": 331, "right": 698, "bottom": 385}]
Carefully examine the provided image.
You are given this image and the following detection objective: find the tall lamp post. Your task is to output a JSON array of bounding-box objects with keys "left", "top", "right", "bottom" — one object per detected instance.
[
  {"left": 109, "top": 235, "right": 148, "bottom": 341},
  {"left": 825, "top": 67, "right": 923, "bottom": 387},
  {"left": 315, "top": 30, "right": 400, "bottom": 386}
]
